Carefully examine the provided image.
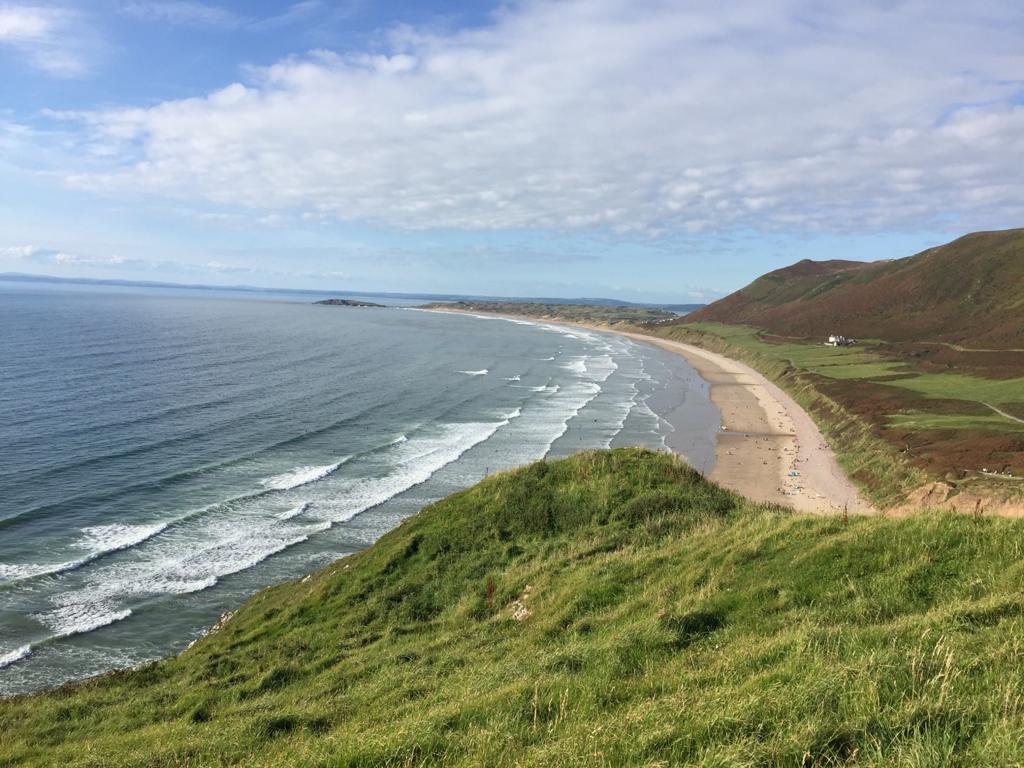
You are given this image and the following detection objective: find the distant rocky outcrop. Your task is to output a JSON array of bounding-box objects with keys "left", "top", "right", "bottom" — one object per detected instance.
[{"left": 314, "top": 298, "right": 386, "bottom": 308}]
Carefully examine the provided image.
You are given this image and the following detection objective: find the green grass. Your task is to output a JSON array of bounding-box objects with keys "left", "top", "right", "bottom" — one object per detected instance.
[
  {"left": 680, "top": 323, "right": 905, "bottom": 378},
  {"left": 679, "top": 322, "right": 1024, "bottom": 402},
  {"left": 888, "top": 413, "right": 1024, "bottom": 433},
  {"left": 883, "top": 372, "right": 1024, "bottom": 403},
  {"left": 5, "top": 449, "right": 1024, "bottom": 766}
]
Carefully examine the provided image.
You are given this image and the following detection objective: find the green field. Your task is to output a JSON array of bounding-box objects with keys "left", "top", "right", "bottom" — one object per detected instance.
[
  {"left": 5, "top": 450, "right": 1024, "bottom": 766},
  {"left": 887, "top": 412, "right": 1024, "bottom": 432},
  {"left": 674, "top": 323, "right": 903, "bottom": 377},
  {"left": 885, "top": 373, "right": 1024, "bottom": 405},
  {"left": 676, "top": 322, "right": 1024, "bottom": 417},
  {"left": 677, "top": 324, "right": 1022, "bottom": 402}
]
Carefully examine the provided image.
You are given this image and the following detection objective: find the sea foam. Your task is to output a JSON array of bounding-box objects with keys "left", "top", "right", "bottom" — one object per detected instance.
[
  {"left": 312, "top": 417, "right": 519, "bottom": 526},
  {"left": 0, "top": 645, "right": 31, "bottom": 670},
  {"left": 0, "top": 523, "right": 168, "bottom": 584},
  {"left": 34, "top": 604, "right": 134, "bottom": 641},
  {"left": 276, "top": 501, "right": 312, "bottom": 521},
  {"left": 261, "top": 462, "right": 343, "bottom": 491},
  {"left": 74, "top": 523, "right": 169, "bottom": 555}
]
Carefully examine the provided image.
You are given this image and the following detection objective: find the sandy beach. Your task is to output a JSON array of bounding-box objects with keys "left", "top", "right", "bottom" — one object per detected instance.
[
  {"left": 430, "top": 307, "right": 874, "bottom": 514},
  {"left": 614, "top": 331, "right": 875, "bottom": 515}
]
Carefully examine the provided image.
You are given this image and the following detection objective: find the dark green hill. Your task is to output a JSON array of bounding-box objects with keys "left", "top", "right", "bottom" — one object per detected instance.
[
  {"left": 4, "top": 449, "right": 1024, "bottom": 766},
  {"left": 690, "top": 228, "right": 1024, "bottom": 348}
]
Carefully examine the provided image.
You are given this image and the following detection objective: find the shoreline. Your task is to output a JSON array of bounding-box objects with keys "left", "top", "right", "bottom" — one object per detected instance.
[
  {"left": 429, "top": 308, "right": 874, "bottom": 514},
  {"left": 615, "top": 330, "right": 874, "bottom": 514}
]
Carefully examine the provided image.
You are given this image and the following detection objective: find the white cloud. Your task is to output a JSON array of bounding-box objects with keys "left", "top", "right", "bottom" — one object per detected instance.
[
  {"left": 119, "top": 1, "right": 327, "bottom": 29},
  {"left": 51, "top": 251, "right": 126, "bottom": 266},
  {"left": 119, "top": 1, "right": 244, "bottom": 28},
  {"left": 0, "top": 245, "right": 141, "bottom": 268},
  {"left": 0, "top": 244, "right": 39, "bottom": 258},
  {"left": 53, "top": 0, "right": 1024, "bottom": 234},
  {"left": 0, "top": 5, "right": 50, "bottom": 39},
  {"left": 0, "top": 4, "right": 89, "bottom": 76},
  {"left": 1, "top": 243, "right": 349, "bottom": 284},
  {"left": 204, "top": 259, "right": 252, "bottom": 273},
  {"left": 252, "top": 1, "right": 325, "bottom": 30}
]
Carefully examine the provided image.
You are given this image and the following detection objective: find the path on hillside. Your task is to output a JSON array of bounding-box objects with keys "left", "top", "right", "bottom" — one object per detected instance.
[
  {"left": 921, "top": 340, "right": 1024, "bottom": 353},
  {"left": 983, "top": 402, "right": 1024, "bottom": 425}
]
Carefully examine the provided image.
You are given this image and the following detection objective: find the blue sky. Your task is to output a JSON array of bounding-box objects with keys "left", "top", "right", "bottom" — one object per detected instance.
[{"left": 1, "top": 1, "right": 1022, "bottom": 302}]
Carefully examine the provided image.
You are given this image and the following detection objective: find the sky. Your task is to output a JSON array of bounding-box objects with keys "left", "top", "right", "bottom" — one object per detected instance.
[{"left": 0, "top": 1, "right": 1022, "bottom": 302}]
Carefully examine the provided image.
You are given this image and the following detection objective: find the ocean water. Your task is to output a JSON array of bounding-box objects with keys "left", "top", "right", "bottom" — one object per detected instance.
[{"left": 0, "top": 282, "right": 718, "bottom": 695}]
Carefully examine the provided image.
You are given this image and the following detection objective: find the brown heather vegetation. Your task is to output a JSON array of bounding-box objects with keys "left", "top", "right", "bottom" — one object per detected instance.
[{"left": 687, "top": 228, "right": 1024, "bottom": 352}]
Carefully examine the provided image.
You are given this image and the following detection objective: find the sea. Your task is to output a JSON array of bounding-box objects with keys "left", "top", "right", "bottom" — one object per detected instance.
[{"left": 0, "top": 281, "right": 718, "bottom": 696}]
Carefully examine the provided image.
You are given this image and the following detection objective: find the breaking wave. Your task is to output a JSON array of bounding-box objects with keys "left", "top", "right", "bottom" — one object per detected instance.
[
  {"left": 276, "top": 501, "right": 312, "bottom": 521},
  {"left": 35, "top": 605, "right": 134, "bottom": 642},
  {"left": 0, "top": 645, "right": 31, "bottom": 670},
  {"left": 260, "top": 462, "right": 344, "bottom": 491},
  {"left": 0, "top": 523, "right": 168, "bottom": 585}
]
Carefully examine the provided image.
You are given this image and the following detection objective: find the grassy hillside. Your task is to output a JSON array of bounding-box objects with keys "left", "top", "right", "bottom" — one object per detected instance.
[
  {"left": 5, "top": 449, "right": 1024, "bottom": 766},
  {"left": 422, "top": 300, "right": 678, "bottom": 325},
  {"left": 689, "top": 228, "right": 1024, "bottom": 350}
]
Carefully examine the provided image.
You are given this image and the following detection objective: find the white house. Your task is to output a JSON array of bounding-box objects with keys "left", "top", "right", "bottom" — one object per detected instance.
[{"left": 826, "top": 334, "right": 856, "bottom": 347}]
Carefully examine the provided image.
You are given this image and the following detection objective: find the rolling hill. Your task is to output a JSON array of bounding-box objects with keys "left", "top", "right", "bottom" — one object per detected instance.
[{"left": 688, "top": 228, "right": 1024, "bottom": 349}]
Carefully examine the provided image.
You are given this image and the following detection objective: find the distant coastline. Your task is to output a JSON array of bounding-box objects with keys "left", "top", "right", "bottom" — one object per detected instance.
[
  {"left": 0, "top": 272, "right": 704, "bottom": 312},
  {"left": 419, "top": 299, "right": 689, "bottom": 325}
]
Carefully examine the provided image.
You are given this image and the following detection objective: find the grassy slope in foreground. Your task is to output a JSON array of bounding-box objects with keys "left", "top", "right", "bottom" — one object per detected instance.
[{"left": 5, "top": 450, "right": 1024, "bottom": 766}]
